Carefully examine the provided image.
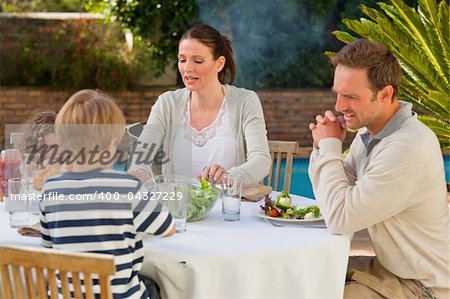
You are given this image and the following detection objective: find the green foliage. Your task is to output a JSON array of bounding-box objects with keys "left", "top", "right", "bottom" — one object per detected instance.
[
  {"left": 3, "top": 0, "right": 433, "bottom": 91},
  {"left": 85, "top": 0, "right": 199, "bottom": 78},
  {"left": 85, "top": 0, "right": 382, "bottom": 89},
  {"left": 0, "top": 18, "right": 150, "bottom": 90},
  {"left": 1, "top": 0, "right": 83, "bottom": 12},
  {"left": 332, "top": 0, "right": 450, "bottom": 150}
]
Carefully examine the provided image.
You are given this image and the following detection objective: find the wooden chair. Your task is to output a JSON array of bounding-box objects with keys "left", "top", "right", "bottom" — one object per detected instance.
[
  {"left": 126, "top": 122, "right": 145, "bottom": 145},
  {"left": 266, "top": 140, "right": 298, "bottom": 193},
  {"left": 0, "top": 245, "right": 115, "bottom": 299}
]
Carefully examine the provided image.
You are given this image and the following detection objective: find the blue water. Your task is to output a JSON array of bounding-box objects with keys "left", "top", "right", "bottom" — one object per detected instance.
[
  {"left": 274, "top": 156, "right": 450, "bottom": 199},
  {"left": 267, "top": 159, "right": 315, "bottom": 199},
  {"left": 445, "top": 155, "right": 450, "bottom": 183}
]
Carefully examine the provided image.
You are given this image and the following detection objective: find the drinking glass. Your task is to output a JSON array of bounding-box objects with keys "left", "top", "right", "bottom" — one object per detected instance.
[
  {"left": 7, "top": 178, "right": 30, "bottom": 228},
  {"left": 146, "top": 174, "right": 191, "bottom": 233},
  {"left": 0, "top": 149, "right": 21, "bottom": 197},
  {"left": 20, "top": 153, "right": 43, "bottom": 214},
  {"left": 221, "top": 174, "right": 242, "bottom": 221}
]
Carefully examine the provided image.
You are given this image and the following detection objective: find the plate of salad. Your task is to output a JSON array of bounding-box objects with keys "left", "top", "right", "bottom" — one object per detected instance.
[{"left": 256, "top": 191, "right": 324, "bottom": 225}]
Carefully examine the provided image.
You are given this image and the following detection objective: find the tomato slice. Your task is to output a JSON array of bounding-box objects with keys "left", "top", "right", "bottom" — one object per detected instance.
[{"left": 266, "top": 208, "right": 280, "bottom": 218}]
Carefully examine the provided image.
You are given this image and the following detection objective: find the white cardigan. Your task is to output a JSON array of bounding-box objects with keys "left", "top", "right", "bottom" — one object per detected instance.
[{"left": 129, "top": 84, "right": 271, "bottom": 186}]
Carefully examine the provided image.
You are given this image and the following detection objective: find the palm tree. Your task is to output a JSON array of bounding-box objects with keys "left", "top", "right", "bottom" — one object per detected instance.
[{"left": 330, "top": 0, "right": 449, "bottom": 150}]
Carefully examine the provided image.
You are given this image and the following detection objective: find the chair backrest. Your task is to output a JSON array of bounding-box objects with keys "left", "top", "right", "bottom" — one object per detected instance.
[
  {"left": 126, "top": 122, "right": 145, "bottom": 145},
  {"left": 266, "top": 140, "right": 298, "bottom": 193},
  {"left": 0, "top": 245, "right": 115, "bottom": 299}
]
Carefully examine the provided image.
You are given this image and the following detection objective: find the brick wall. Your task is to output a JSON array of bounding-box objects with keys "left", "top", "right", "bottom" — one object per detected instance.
[
  {"left": 259, "top": 89, "right": 341, "bottom": 145},
  {"left": 0, "top": 87, "right": 347, "bottom": 149}
]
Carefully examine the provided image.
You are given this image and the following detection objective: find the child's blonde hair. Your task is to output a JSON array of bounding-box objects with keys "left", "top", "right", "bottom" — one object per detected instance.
[{"left": 56, "top": 89, "right": 125, "bottom": 152}]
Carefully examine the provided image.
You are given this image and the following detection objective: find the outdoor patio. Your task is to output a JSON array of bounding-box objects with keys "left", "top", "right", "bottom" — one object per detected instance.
[{"left": 0, "top": 0, "right": 449, "bottom": 298}]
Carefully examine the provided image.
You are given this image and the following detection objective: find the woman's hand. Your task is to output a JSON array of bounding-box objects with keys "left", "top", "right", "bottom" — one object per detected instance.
[{"left": 197, "top": 164, "right": 228, "bottom": 183}]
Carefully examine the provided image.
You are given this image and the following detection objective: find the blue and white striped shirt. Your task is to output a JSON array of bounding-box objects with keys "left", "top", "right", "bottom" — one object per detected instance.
[{"left": 40, "top": 168, "right": 174, "bottom": 299}]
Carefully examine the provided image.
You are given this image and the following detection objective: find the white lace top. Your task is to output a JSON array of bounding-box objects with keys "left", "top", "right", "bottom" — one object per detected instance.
[{"left": 171, "top": 97, "right": 238, "bottom": 178}]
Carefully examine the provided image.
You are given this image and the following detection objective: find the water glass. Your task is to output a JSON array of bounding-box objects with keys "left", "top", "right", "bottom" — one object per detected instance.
[
  {"left": 149, "top": 174, "right": 191, "bottom": 233},
  {"left": 166, "top": 184, "right": 189, "bottom": 232},
  {"left": 19, "top": 153, "right": 42, "bottom": 214},
  {"left": 7, "top": 178, "right": 30, "bottom": 228},
  {"left": 221, "top": 174, "right": 242, "bottom": 221}
]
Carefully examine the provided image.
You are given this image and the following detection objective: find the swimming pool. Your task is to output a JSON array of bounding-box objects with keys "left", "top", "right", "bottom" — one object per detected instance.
[
  {"left": 275, "top": 156, "right": 450, "bottom": 199},
  {"left": 269, "top": 158, "right": 315, "bottom": 198}
]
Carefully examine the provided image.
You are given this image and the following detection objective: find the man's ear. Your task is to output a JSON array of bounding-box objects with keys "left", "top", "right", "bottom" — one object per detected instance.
[
  {"left": 216, "top": 56, "right": 226, "bottom": 73},
  {"left": 379, "top": 85, "right": 394, "bottom": 103}
]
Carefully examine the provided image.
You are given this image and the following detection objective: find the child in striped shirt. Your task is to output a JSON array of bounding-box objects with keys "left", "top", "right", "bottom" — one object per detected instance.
[{"left": 40, "top": 89, "right": 175, "bottom": 298}]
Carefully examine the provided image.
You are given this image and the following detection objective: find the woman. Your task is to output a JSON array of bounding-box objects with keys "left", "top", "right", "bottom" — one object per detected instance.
[{"left": 129, "top": 24, "right": 270, "bottom": 186}]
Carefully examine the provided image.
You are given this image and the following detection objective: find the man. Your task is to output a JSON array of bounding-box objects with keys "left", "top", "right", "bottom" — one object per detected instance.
[{"left": 308, "top": 39, "right": 449, "bottom": 298}]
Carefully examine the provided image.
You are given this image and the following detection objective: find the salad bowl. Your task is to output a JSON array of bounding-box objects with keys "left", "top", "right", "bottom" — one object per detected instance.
[
  {"left": 144, "top": 175, "right": 220, "bottom": 222},
  {"left": 188, "top": 179, "right": 220, "bottom": 221}
]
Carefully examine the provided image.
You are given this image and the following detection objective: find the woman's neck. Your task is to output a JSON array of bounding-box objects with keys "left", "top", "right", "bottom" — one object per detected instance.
[{"left": 190, "top": 81, "right": 224, "bottom": 111}]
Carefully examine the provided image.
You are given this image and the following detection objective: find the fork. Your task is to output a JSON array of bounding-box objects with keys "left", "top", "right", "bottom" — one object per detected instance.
[
  {"left": 264, "top": 219, "right": 285, "bottom": 227},
  {"left": 264, "top": 218, "right": 327, "bottom": 228}
]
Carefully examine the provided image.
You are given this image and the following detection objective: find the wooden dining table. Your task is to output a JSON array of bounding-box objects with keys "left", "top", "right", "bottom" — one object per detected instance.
[{"left": 0, "top": 193, "right": 352, "bottom": 299}]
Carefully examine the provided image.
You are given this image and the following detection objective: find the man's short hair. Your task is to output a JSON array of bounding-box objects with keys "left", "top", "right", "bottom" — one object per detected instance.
[{"left": 331, "top": 39, "right": 402, "bottom": 98}]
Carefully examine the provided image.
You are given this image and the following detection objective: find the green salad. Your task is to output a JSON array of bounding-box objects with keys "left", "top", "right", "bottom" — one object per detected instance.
[
  {"left": 274, "top": 191, "right": 321, "bottom": 219},
  {"left": 187, "top": 179, "right": 219, "bottom": 221}
]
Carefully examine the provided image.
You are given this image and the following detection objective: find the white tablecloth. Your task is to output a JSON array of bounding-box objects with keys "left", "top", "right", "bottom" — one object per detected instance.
[
  {"left": 0, "top": 194, "right": 352, "bottom": 299},
  {"left": 0, "top": 204, "right": 40, "bottom": 246},
  {"left": 140, "top": 194, "right": 351, "bottom": 299}
]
